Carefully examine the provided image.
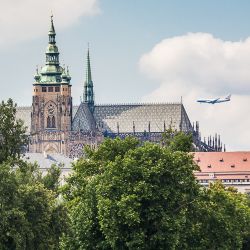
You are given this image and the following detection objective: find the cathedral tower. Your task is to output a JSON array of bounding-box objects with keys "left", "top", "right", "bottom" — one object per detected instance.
[{"left": 30, "top": 15, "right": 72, "bottom": 154}]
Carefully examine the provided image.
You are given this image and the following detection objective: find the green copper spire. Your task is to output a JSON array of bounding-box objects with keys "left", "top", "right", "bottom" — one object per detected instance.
[
  {"left": 37, "top": 15, "right": 65, "bottom": 84},
  {"left": 83, "top": 47, "right": 94, "bottom": 111},
  {"left": 86, "top": 48, "right": 92, "bottom": 82}
]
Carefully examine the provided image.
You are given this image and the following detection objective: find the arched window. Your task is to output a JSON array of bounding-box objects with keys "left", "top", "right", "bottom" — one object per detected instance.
[
  {"left": 52, "top": 116, "right": 56, "bottom": 128},
  {"left": 47, "top": 116, "right": 51, "bottom": 128}
]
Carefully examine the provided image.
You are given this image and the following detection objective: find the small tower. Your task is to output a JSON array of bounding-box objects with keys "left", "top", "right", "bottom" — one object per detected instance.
[{"left": 83, "top": 47, "right": 95, "bottom": 112}]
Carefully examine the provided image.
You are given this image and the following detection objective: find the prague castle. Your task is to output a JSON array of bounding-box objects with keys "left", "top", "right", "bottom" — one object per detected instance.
[{"left": 16, "top": 16, "right": 223, "bottom": 158}]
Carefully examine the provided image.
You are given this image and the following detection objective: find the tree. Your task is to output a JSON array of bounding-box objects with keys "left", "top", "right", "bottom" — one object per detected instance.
[
  {"left": 62, "top": 137, "right": 250, "bottom": 249},
  {"left": 0, "top": 99, "right": 28, "bottom": 163},
  {"left": 62, "top": 137, "right": 200, "bottom": 249},
  {"left": 42, "top": 164, "right": 61, "bottom": 194},
  {"left": 181, "top": 182, "right": 250, "bottom": 250},
  {"left": 161, "top": 125, "right": 194, "bottom": 152},
  {"left": 0, "top": 159, "right": 68, "bottom": 250}
]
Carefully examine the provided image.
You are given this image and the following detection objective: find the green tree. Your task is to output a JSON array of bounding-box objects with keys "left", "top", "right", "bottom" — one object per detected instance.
[
  {"left": 182, "top": 182, "right": 250, "bottom": 250},
  {"left": 62, "top": 137, "right": 200, "bottom": 249},
  {"left": 161, "top": 125, "right": 194, "bottom": 152},
  {"left": 0, "top": 159, "right": 68, "bottom": 250},
  {"left": 0, "top": 99, "right": 27, "bottom": 163},
  {"left": 42, "top": 164, "right": 61, "bottom": 194}
]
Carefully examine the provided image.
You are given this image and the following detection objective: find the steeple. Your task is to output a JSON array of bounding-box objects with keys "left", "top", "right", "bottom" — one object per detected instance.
[
  {"left": 35, "top": 15, "right": 64, "bottom": 84},
  {"left": 49, "top": 14, "right": 56, "bottom": 38},
  {"left": 83, "top": 47, "right": 94, "bottom": 112}
]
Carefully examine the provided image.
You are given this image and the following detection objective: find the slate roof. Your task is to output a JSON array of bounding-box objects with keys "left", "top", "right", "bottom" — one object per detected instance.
[
  {"left": 72, "top": 103, "right": 96, "bottom": 132},
  {"left": 93, "top": 103, "right": 193, "bottom": 133},
  {"left": 17, "top": 103, "right": 193, "bottom": 134}
]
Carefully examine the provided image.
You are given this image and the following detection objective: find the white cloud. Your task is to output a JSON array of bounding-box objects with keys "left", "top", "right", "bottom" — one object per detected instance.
[
  {"left": 139, "top": 33, "right": 250, "bottom": 151},
  {"left": 0, "top": 0, "right": 100, "bottom": 47}
]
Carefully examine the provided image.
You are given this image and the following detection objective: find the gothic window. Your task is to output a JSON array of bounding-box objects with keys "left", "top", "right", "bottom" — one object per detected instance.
[
  {"left": 42, "top": 87, "right": 47, "bottom": 92},
  {"left": 46, "top": 103, "right": 56, "bottom": 129},
  {"left": 55, "top": 86, "right": 60, "bottom": 92},
  {"left": 47, "top": 116, "right": 56, "bottom": 128},
  {"left": 47, "top": 116, "right": 52, "bottom": 128},
  {"left": 52, "top": 116, "right": 55, "bottom": 128}
]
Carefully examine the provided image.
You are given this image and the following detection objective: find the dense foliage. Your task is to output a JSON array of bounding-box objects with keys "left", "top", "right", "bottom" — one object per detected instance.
[
  {"left": 62, "top": 137, "right": 250, "bottom": 250},
  {"left": 0, "top": 159, "right": 68, "bottom": 250},
  {"left": 161, "top": 125, "right": 194, "bottom": 152},
  {"left": 0, "top": 99, "right": 28, "bottom": 163}
]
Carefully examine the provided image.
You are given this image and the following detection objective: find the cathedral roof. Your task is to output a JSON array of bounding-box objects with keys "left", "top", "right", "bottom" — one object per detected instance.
[
  {"left": 72, "top": 102, "right": 193, "bottom": 133},
  {"left": 17, "top": 103, "right": 193, "bottom": 134}
]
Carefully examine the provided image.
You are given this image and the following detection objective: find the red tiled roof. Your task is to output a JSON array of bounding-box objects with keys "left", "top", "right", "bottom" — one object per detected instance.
[{"left": 192, "top": 152, "right": 250, "bottom": 180}]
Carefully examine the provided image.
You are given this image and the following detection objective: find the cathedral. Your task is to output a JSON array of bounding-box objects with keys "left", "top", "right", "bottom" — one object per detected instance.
[{"left": 16, "top": 16, "right": 224, "bottom": 158}]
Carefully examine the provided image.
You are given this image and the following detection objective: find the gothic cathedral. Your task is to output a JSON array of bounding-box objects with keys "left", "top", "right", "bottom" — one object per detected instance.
[{"left": 23, "top": 16, "right": 223, "bottom": 158}]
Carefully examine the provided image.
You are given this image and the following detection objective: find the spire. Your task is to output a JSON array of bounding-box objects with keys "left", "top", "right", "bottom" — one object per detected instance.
[
  {"left": 48, "top": 14, "right": 56, "bottom": 44},
  {"left": 86, "top": 46, "right": 92, "bottom": 83},
  {"left": 83, "top": 46, "right": 94, "bottom": 112},
  {"left": 38, "top": 15, "right": 64, "bottom": 83}
]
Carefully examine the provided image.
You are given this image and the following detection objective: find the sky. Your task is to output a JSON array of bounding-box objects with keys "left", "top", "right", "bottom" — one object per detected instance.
[{"left": 0, "top": 0, "right": 250, "bottom": 151}]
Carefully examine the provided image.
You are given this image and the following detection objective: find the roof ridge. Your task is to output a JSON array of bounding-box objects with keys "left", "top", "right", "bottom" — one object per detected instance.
[{"left": 95, "top": 102, "right": 182, "bottom": 106}]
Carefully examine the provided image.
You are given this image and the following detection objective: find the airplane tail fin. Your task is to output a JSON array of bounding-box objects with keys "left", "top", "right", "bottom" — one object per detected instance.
[{"left": 226, "top": 94, "right": 231, "bottom": 100}]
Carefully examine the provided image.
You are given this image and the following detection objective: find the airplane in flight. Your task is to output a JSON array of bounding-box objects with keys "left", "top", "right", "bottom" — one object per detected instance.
[{"left": 197, "top": 94, "right": 231, "bottom": 104}]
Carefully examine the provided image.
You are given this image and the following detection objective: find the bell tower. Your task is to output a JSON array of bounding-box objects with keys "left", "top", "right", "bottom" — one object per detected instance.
[{"left": 30, "top": 15, "right": 72, "bottom": 154}]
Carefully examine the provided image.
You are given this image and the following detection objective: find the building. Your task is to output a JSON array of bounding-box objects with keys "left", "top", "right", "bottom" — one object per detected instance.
[
  {"left": 16, "top": 16, "right": 223, "bottom": 158},
  {"left": 194, "top": 152, "right": 250, "bottom": 193}
]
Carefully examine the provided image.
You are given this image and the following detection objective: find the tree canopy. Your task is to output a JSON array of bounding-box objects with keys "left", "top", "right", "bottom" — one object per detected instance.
[
  {"left": 62, "top": 137, "right": 200, "bottom": 249},
  {"left": 62, "top": 137, "right": 250, "bottom": 250},
  {"left": 0, "top": 99, "right": 27, "bottom": 163},
  {"left": 161, "top": 125, "right": 194, "bottom": 152},
  {"left": 0, "top": 159, "right": 68, "bottom": 250}
]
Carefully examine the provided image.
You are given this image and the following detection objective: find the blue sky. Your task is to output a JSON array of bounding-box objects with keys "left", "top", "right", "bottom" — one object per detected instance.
[{"left": 1, "top": 0, "right": 250, "bottom": 150}]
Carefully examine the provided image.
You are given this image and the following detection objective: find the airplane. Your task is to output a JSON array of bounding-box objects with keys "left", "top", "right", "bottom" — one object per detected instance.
[{"left": 197, "top": 94, "right": 231, "bottom": 104}]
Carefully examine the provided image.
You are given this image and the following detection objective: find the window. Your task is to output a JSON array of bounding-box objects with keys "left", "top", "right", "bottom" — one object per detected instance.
[
  {"left": 42, "top": 87, "right": 47, "bottom": 92},
  {"left": 48, "top": 87, "right": 53, "bottom": 92},
  {"left": 52, "top": 116, "right": 55, "bottom": 128},
  {"left": 47, "top": 116, "right": 56, "bottom": 128},
  {"left": 55, "top": 86, "right": 60, "bottom": 92},
  {"left": 47, "top": 116, "right": 51, "bottom": 128}
]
